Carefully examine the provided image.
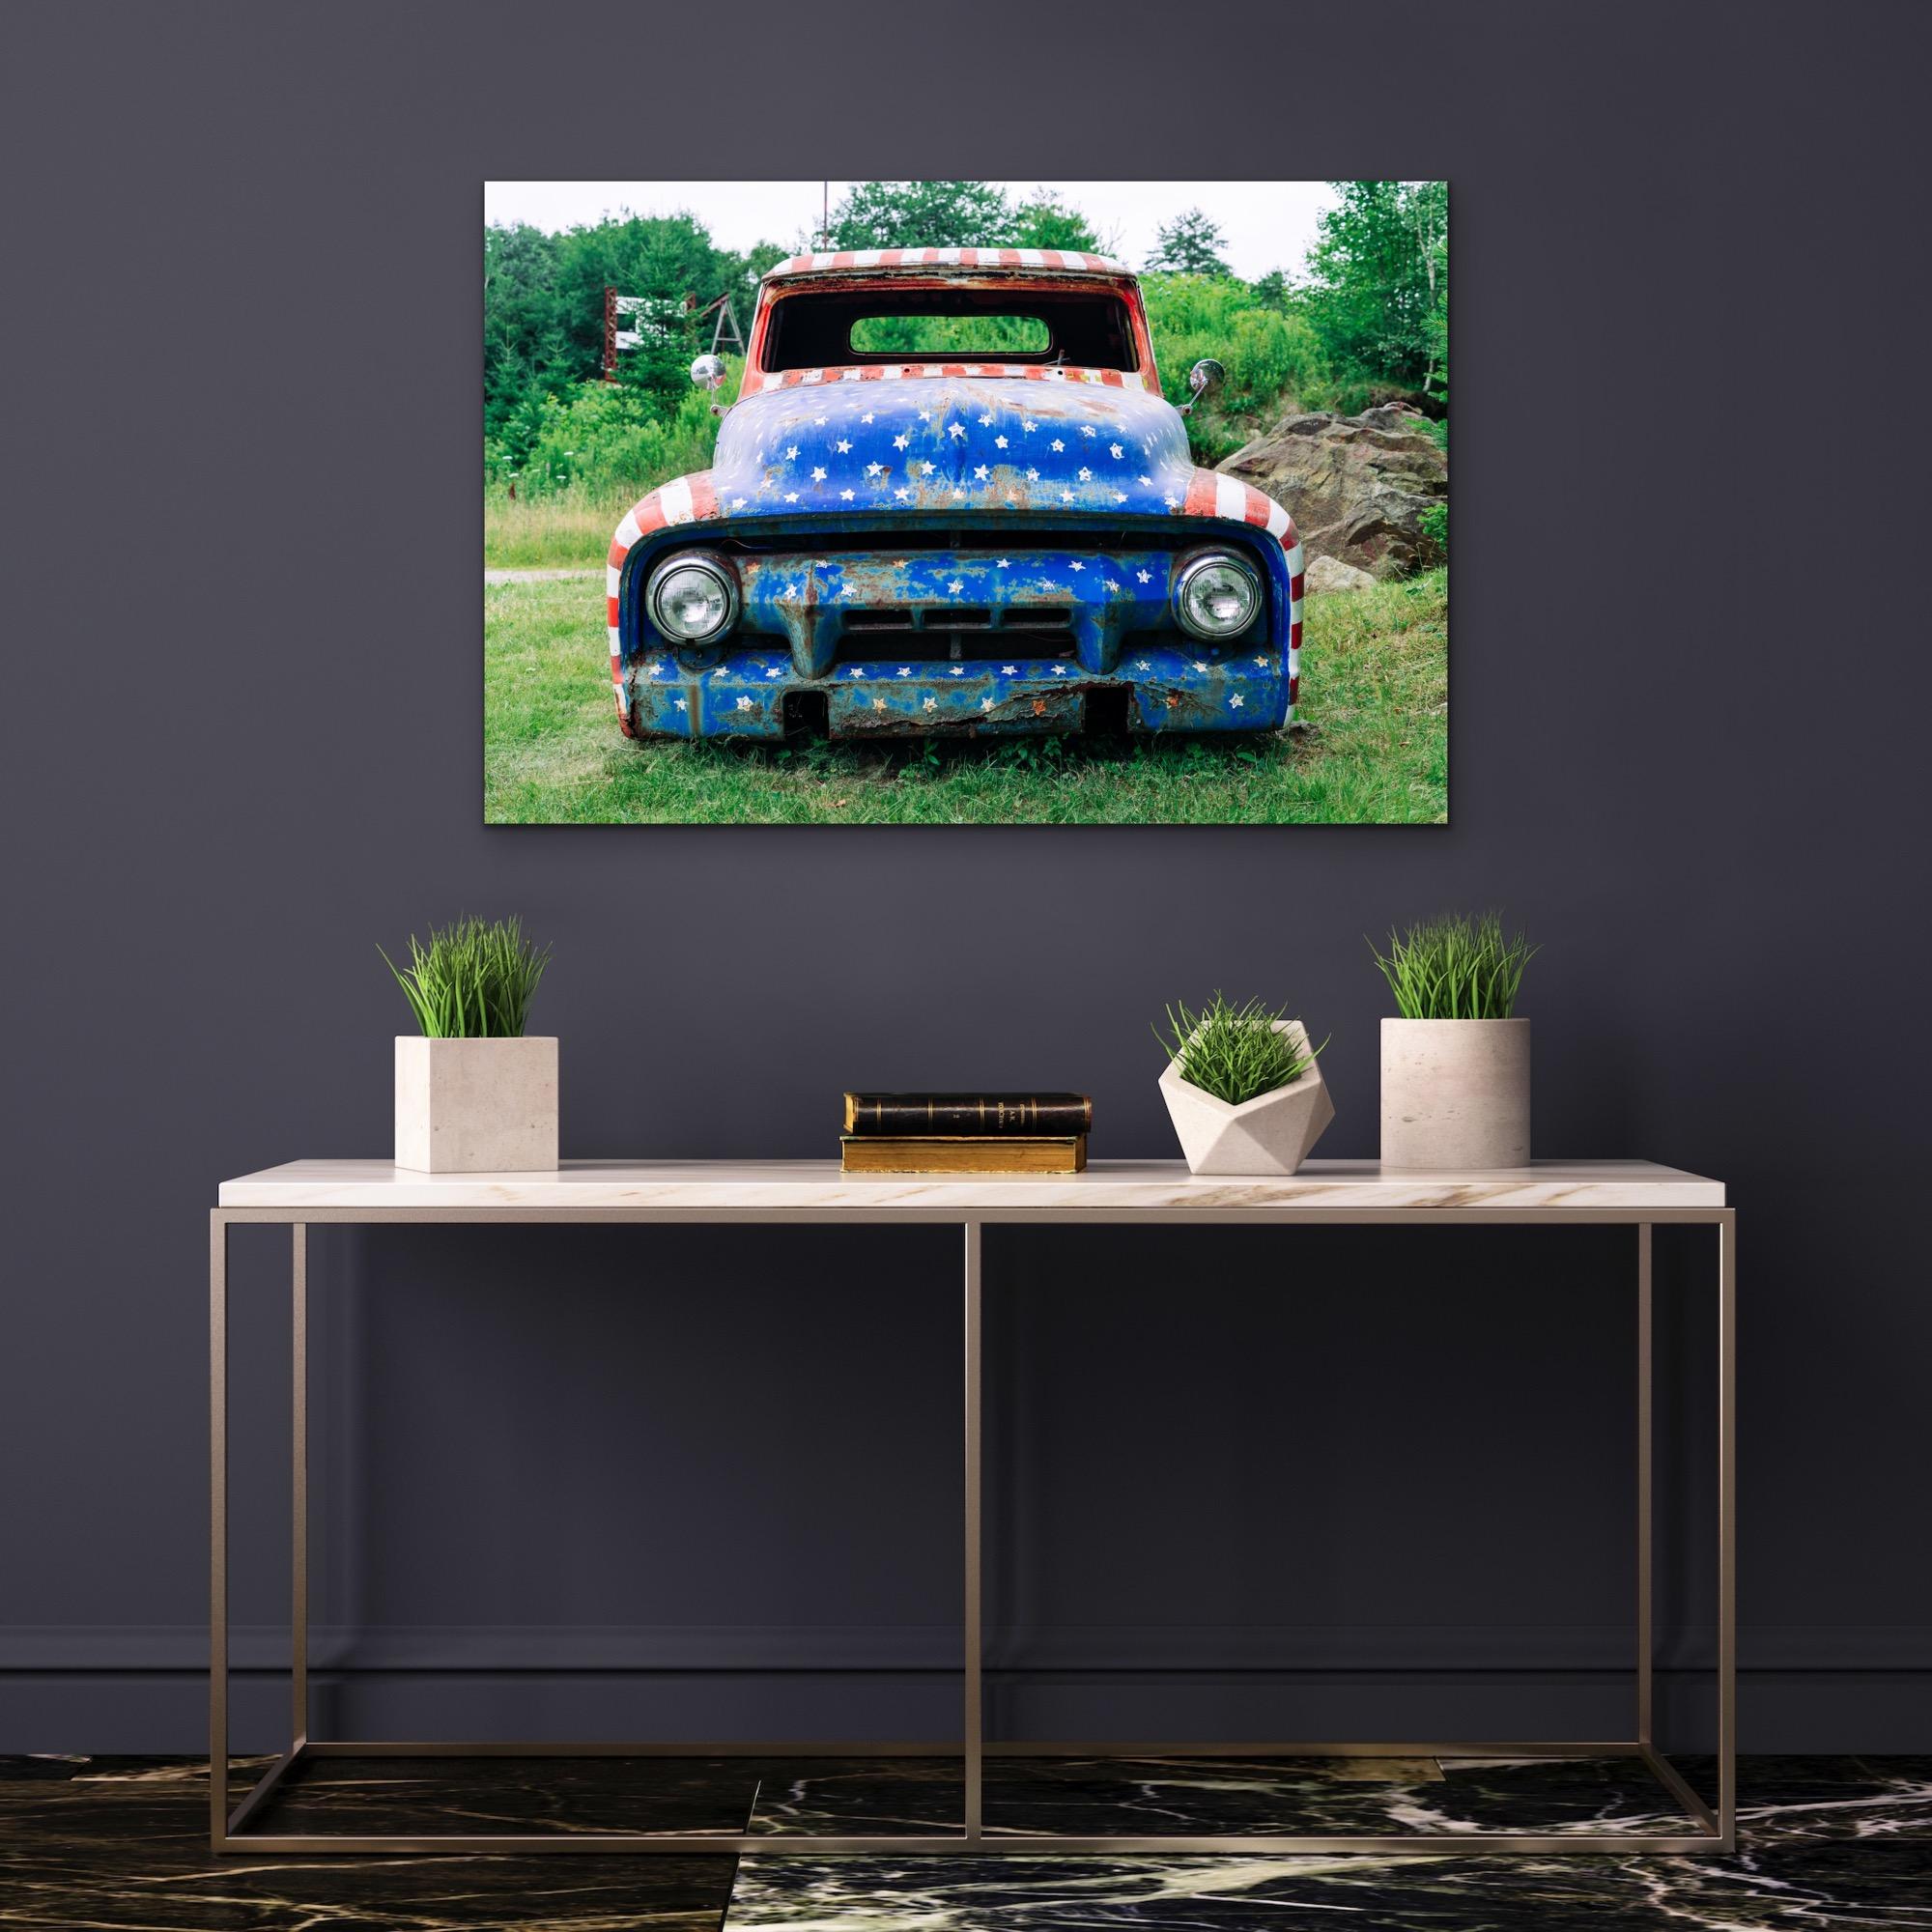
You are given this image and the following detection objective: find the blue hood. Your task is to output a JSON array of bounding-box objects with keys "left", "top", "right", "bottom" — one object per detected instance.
[{"left": 708, "top": 377, "right": 1197, "bottom": 521}]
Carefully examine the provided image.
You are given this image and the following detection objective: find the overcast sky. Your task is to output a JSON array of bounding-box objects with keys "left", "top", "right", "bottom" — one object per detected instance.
[{"left": 483, "top": 182, "right": 1341, "bottom": 281}]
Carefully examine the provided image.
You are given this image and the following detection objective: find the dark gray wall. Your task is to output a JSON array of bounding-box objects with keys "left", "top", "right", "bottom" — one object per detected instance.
[{"left": 3, "top": 0, "right": 1928, "bottom": 1753}]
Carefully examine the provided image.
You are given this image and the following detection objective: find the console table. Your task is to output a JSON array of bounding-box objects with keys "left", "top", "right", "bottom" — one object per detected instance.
[{"left": 210, "top": 1157, "right": 1734, "bottom": 1856}]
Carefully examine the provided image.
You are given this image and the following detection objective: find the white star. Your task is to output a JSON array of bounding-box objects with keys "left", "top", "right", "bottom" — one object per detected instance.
[
  {"left": 977, "top": 412, "right": 994, "bottom": 426},
  {"left": 994, "top": 434, "right": 1009, "bottom": 448},
  {"left": 766, "top": 665, "right": 785, "bottom": 677},
  {"left": 948, "top": 422, "right": 967, "bottom": 440},
  {"left": 781, "top": 584, "right": 799, "bottom": 599},
  {"left": 920, "top": 461, "right": 936, "bottom": 475},
  {"left": 735, "top": 695, "right": 753, "bottom": 711},
  {"left": 1138, "top": 474, "right": 1151, "bottom": 485},
  {"left": 1135, "top": 659, "right": 1151, "bottom": 671},
  {"left": 1001, "top": 664, "right": 1018, "bottom": 675},
  {"left": 1164, "top": 495, "right": 1179, "bottom": 509},
  {"left": 1254, "top": 656, "right": 1270, "bottom": 668},
  {"left": 1109, "top": 442, "right": 1124, "bottom": 459},
  {"left": 1041, "top": 581, "right": 1063, "bottom": 591},
  {"left": 952, "top": 486, "right": 968, "bottom": 498},
  {"left": 923, "top": 696, "right": 937, "bottom": 711},
  {"left": 784, "top": 492, "right": 800, "bottom": 503},
  {"left": 1050, "top": 438, "right": 1065, "bottom": 452},
  {"left": 810, "top": 466, "right": 827, "bottom": 481},
  {"left": 784, "top": 444, "right": 800, "bottom": 460},
  {"left": 835, "top": 438, "right": 851, "bottom": 453},
  {"left": 1026, "top": 467, "right": 1040, "bottom": 481},
  {"left": 731, "top": 496, "right": 748, "bottom": 509},
  {"left": 674, "top": 696, "right": 687, "bottom": 711},
  {"left": 895, "top": 486, "right": 911, "bottom": 499},
  {"left": 974, "top": 465, "right": 990, "bottom": 480},
  {"left": 1136, "top": 569, "right": 1152, "bottom": 583},
  {"left": 980, "top": 696, "right": 994, "bottom": 711},
  {"left": 950, "top": 665, "right": 965, "bottom": 676},
  {"left": 948, "top": 580, "right": 964, "bottom": 594},
  {"left": 812, "top": 413, "right": 827, "bottom": 424},
  {"left": 1113, "top": 492, "right": 1127, "bottom": 503},
  {"left": 1022, "top": 419, "right": 1037, "bottom": 433},
  {"left": 890, "top": 560, "right": 910, "bottom": 570},
  {"left": 651, "top": 660, "right": 668, "bottom": 674},
  {"left": 865, "top": 462, "right": 884, "bottom": 476},
  {"left": 861, "top": 411, "right": 875, "bottom": 423},
  {"left": 1104, "top": 578, "right": 1121, "bottom": 591},
  {"left": 918, "top": 409, "right": 932, "bottom": 421},
  {"left": 1230, "top": 694, "right": 1245, "bottom": 708},
  {"left": 838, "top": 583, "right": 857, "bottom": 597},
  {"left": 849, "top": 667, "right": 866, "bottom": 678},
  {"left": 1060, "top": 490, "right": 1074, "bottom": 502},
  {"left": 1068, "top": 560, "right": 1086, "bottom": 572},
  {"left": 893, "top": 433, "right": 910, "bottom": 450},
  {"left": 839, "top": 487, "right": 855, "bottom": 500},
  {"left": 872, "top": 696, "right": 887, "bottom": 711},
  {"left": 1051, "top": 664, "right": 1067, "bottom": 675},
  {"left": 896, "top": 666, "right": 912, "bottom": 677},
  {"left": 995, "top": 557, "right": 1011, "bottom": 568},
  {"left": 1080, "top": 424, "right": 1097, "bottom": 437},
  {"left": 1193, "top": 661, "right": 1209, "bottom": 673}
]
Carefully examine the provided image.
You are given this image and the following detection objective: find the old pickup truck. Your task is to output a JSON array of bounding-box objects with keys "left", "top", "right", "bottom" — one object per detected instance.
[{"left": 606, "top": 249, "right": 1304, "bottom": 739}]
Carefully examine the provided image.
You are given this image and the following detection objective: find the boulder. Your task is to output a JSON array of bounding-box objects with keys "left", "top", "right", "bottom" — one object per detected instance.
[
  {"left": 1304, "top": 555, "right": 1379, "bottom": 594},
  {"left": 1217, "top": 403, "right": 1447, "bottom": 579}
]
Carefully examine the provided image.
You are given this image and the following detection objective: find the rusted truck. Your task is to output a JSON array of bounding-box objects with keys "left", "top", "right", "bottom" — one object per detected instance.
[{"left": 605, "top": 249, "right": 1304, "bottom": 739}]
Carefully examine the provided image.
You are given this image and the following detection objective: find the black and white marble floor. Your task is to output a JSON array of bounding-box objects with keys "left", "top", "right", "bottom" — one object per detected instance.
[{"left": 0, "top": 1752, "right": 1926, "bottom": 1929}]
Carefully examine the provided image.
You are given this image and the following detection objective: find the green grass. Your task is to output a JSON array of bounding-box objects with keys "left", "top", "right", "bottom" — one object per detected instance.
[
  {"left": 483, "top": 569, "right": 1447, "bottom": 825},
  {"left": 485, "top": 486, "right": 639, "bottom": 570}
]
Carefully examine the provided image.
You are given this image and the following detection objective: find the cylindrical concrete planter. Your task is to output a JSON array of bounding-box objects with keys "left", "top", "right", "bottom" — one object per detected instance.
[
  {"left": 1379, "top": 1017, "right": 1529, "bottom": 1169},
  {"left": 394, "top": 1036, "right": 559, "bottom": 1173},
  {"left": 1160, "top": 1020, "right": 1335, "bottom": 1176}
]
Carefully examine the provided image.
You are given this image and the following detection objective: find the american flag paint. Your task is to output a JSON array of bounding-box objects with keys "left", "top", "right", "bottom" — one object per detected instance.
[{"left": 606, "top": 262, "right": 1302, "bottom": 741}]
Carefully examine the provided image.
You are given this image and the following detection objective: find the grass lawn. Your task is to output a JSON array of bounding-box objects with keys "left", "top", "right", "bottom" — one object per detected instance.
[{"left": 483, "top": 569, "right": 1447, "bottom": 826}]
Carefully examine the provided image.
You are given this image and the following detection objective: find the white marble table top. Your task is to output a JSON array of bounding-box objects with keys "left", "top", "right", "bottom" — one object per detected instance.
[{"left": 217, "top": 1158, "right": 1723, "bottom": 1212}]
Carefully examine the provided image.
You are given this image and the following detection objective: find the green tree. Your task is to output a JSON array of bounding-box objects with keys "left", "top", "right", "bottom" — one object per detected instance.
[
  {"left": 1147, "top": 209, "right": 1231, "bottom": 276},
  {"left": 828, "top": 180, "right": 1015, "bottom": 250},
  {"left": 1249, "top": 269, "right": 1289, "bottom": 312},
  {"left": 1009, "top": 191, "right": 1102, "bottom": 253},
  {"left": 1302, "top": 180, "right": 1448, "bottom": 399}
]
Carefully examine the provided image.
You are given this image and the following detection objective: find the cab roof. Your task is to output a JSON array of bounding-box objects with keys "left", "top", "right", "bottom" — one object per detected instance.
[{"left": 763, "top": 247, "right": 1133, "bottom": 282}]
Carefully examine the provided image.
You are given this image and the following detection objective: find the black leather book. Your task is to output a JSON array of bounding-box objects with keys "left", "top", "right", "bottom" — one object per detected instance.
[{"left": 842, "top": 1093, "right": 1094, "bottom": 1137}]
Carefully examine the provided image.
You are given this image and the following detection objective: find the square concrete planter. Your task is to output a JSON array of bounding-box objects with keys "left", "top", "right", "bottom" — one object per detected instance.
[
  {"left": 1159, "top": 1020, "right": 1334, "bottom": 1175},
  {"left": 394, "top": 1036, "right": 558, "bottom": 1173},
  {"left": 1379, "top": 1017, "right": 1529, "bottom": 1168}
]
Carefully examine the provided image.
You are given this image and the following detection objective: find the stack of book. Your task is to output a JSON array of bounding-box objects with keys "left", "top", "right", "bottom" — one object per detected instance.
[{"left": 839, "top": 1093, "right": 1092, "bottom": 1173}]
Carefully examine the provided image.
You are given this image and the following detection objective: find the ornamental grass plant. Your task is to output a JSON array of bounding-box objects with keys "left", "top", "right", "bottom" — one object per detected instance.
[
  {"left": 1368, "top": 912, "right": 1537, "bottom": 1020},
  {"left": 382, "top": 916, "right": 552, "bottom": 1037},
  {"left": 1154, "top": 993, "right": 1323, "bottom": 1106}
]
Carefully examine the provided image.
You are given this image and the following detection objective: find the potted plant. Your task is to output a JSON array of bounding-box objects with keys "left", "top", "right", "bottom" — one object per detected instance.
[
  {"left": 1369, "top": 913, "right": 1538, "bottom": 1169},
  {"left": 382, "top": 917, "right": 556, "bottom": 1173},
  {"left": 1154, "top": 994, "right": 1334, "bottom": 1175}
]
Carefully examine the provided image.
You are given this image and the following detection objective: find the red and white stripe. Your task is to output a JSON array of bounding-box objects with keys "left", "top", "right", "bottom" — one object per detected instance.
[
  {"left": 605, "top": 471, "right": 723, "bottom": 736},
  {"left": 764, "top": 248, "right": 1128, "bottom": 279},
  {"left": 739, "top": 362, "right": 1158, "bottom": 396}
]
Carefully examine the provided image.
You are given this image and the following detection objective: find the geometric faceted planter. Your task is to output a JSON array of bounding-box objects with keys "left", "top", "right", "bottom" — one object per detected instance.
[
  {"left": 1379, "top": 1016, "right": 1529, "bottom": 1168},
  {"left": 1159, "top": 1019, "right": 1335, "bottom": 1175},
  {"left": 394, "top": 1036, "right": 558, "bottom": 1173}
]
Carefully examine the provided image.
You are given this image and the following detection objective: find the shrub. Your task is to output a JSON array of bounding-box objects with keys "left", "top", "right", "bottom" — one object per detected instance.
[
  {"left": 1153, "top": 992, "right": 1322, "bottom": 1105},
  {"left": 1368, "top": 913, "right": 1537, "bottom": 1020},
  {"left": 382, "top": 917, "right": 553, "bottom": 1037},
  {"left": 1142, "top": 272, "right": 1329, "bottom": 425}
]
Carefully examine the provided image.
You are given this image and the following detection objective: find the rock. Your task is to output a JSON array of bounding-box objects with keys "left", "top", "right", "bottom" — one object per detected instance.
[
  {"left": 1217, "top": 403, "right": 1447, "bottom": 578},
  {"left": 1304, "top": 555, "right": 1379, "bottom": 594}
]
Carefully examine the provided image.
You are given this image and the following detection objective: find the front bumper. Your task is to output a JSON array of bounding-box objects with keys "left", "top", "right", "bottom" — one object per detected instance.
[
  {"left": 631, "top": 641, "right": 1287, "bottom": 738},
  {"left": 621, "top": 535, "right": 1292, "bottom": 738}
]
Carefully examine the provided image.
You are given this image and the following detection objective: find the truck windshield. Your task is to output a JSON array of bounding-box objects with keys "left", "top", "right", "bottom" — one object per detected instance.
[{"left": 763, "top": 286, "right": 1138, "bottom": 371}]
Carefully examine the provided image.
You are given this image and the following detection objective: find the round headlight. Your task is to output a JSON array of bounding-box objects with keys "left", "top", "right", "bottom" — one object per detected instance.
[
  {"left": 648, "top": 554, "right": 738, "bottom": 644},
  {"left": 1174, "top": 552, "right": 1262, "bottom": 641}
]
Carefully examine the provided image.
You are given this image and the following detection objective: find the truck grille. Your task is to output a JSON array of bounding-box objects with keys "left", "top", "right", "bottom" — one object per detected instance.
[{"left": 836, "top": 608, "right": 1076, "bottom": 663}]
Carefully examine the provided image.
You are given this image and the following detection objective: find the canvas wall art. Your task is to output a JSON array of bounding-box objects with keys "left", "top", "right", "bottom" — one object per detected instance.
[{"left": 483, "top": 180, "right": 1446, "bottom": 825}]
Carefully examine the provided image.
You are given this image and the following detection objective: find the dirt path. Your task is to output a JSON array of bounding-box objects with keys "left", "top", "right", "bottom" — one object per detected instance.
[{"left": 485, "top": 567, "right": 601, "bottom": 584}]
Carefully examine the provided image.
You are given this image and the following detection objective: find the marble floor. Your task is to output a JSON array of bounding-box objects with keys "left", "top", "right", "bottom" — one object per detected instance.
[{"left": 0, "top": 1752, "right": 1926, "bottom": 1929}]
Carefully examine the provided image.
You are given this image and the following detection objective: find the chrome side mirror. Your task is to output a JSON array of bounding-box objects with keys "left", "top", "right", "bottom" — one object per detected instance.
[
  {"left": 1180, "top": 357, "right": 1225, "bottom": 416},
  {"left": 690, "top": 354, "right": 726, "bottom": 391}
]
